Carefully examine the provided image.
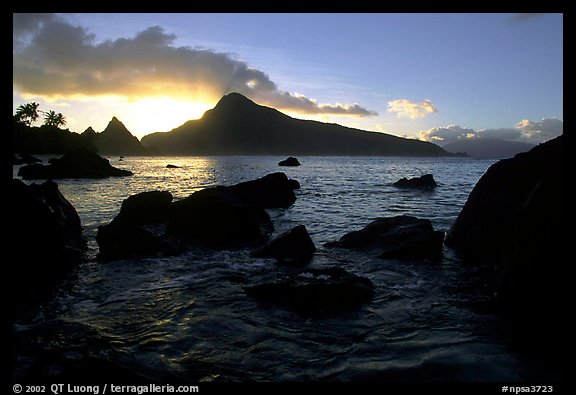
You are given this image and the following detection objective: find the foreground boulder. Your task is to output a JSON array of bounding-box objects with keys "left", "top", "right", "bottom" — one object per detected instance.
[
  {"left": 244, "top": 267, "right": 374, "bottom": 313},
  {"left": 393, "top": 174, "right": 437, "bottom": 190},
  {"left": 96, "top": 191, "right": 179, "bottom": 260},
  {"left": 253, "top": 225, "right": 316, "bottom": 263},
  {"left": 168, "top": 193, "right": 274, "bottom": 246},
  {"left": 194, "top": 172, "right": 298, "bottom": 209},
  {"left": 278, "top": 156, "right": 301, "bottom": 166},
  {"left": 18, "top": 149, "right": 133, "bottom": 179},
  {"left": 325, "top": 215, "right": 444, "bottom": 260},
  {"left": 97, "top": 173, "right": 299, "bottom": 258},
  {"left": 9, "top": 179, "right": 86, "bottom": 304},
  {"left": 445, "top": 135, "right": 564, "bottom": 312}
]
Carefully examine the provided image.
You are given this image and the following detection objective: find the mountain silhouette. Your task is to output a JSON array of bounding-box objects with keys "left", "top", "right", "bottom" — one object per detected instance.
[
  {"left": 141, "top": 93, "right": 452, "bottom": 156},
  {"left": 442, "top": 138, "right": 535, "bottom": 159},
  {"left": 86, "top": 117, "right": 150, "bottom": 156}
]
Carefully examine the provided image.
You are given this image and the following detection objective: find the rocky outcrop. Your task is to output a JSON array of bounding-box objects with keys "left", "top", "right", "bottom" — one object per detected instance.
[
  {"left": 97, "top": 173, "right": 300, "bottom": 259},
  {"left": 393, "top": 174, "right": 437, "bottom": 190},
  {"left": 253, "top": 225, "right": 316, "bottom": 263},
  {"left": 326, "top": 215, "right": 444, "bottom": 260},
  {"left": 18, "top": 150, "right": 133, "bottom": 179},
  {"left": 96, "top": 191, "right": 179, "bottom": 260},
  {"left": 445, "top": 135, "right": 564, "bottom": 311},
  {"left": 278, "top": 157, "right": 301, "bottom": 166},
  {"left": 9, "top": 179, "right": 86, "bottom": 302},
  {"left": 196, "top": 172, "right": 298, "bottom": 209},
  {"left": 167, "top": 172, "right": 299, "bottom": 245},
  {"left": 244, "top": 267, "right": 374, "bottom": 313},
  {"left": 167, "top": 193, "right": 274, "bottom": 246}
]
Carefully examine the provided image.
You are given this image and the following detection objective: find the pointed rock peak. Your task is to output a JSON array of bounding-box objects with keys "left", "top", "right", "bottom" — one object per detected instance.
[
  {"left": 103, "top": 117, "right": 132, "bottom": 136},
  {"left": 83, "top": 126, "right": 96, "bottom": 134}
]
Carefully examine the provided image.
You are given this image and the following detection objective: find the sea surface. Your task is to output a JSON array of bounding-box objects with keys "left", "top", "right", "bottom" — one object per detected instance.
[{"left": 11, "top": 156, "right": 559, "bottom": 383}]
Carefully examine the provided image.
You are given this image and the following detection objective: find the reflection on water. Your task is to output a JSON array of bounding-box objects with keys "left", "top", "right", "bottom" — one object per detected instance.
[{"left": 13, "top": 156, "right": 560, "bottom": 382}]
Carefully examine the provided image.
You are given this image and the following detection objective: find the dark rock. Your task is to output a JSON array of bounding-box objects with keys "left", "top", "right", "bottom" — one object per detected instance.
[
  {"left": 167, "top": 173, "right": 299, "bottom": 245},
  {"left": 244, "top": 267, "right": 374, "bottom": 313},
  {"left": 167, "top": 192, "right": 274, "bottom": 246},
  {"left": 253, "top": 225, "right": 316, "bottom": 263},
  {"left": 445, "top": 135, "right": 564, "bottom": 312},
  {"left": 9, "top": 179, "right": 86, "bottom": 304},
  {"left": 288, "top": 179, "right": 301, "bottom": 189},
  {"left": 278, "top": 156, "right": 301, "bottom": 166},
  {"left": 97, "top": 173, "right": 300, "bottom": 257},
  {"left": 166, "top": 164, "right": 181, "bottom": 168},
  {"left": 97, "top": 191, "right": 177, "bottom": 260},
  {"left": 393, "top": 174, "right": 437, "bottom": 190},
  {"left": 325, "top": 215, "right": 444, "bottom": 260},
  {"left": 203, "top": 172, "right": 298, "bottom": 209},
  {"left": 18, "top": 149, "right": 133, "bottom": 179}
]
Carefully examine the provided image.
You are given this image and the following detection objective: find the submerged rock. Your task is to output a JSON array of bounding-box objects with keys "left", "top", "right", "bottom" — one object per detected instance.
[
  {"left": 18, "top": 149, "right": 133, "bottom": 179},
  {"left": 253, "top": 225, "right": 316, "bottom": 263},
  {"left": 446, "top": 135, "right": 564, "bottom": 312},
  {"left": 166, "top": 164, "right": 180, "bottom": 168},
  {"left": 278, "top": 156, "right": 301, "bottom": 166},
  {"left": 325, "top": 215, "right": 444, "bottom": 260},
  {"left": 9, "top": 179, "right": 87, "bottom": 305},
  {"left": 393, "top": 174, "right": 437, "bottom": 190},
  {"left": 244, "top": 267, "right": 374, "bottom": 313}
]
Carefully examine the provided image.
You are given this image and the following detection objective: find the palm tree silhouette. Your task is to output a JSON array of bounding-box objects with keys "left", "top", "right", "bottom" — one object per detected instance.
[
  {"left": 43, "top": 110, "right": 67, "bottom": 128},
  {"left": 14, "top": 102, "right": 40, "bottom": 126}
]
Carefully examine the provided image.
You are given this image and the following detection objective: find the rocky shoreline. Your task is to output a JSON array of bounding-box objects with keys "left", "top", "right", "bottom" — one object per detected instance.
[{"left": 10, "top": 136, "right": 564, "bottom": 315}]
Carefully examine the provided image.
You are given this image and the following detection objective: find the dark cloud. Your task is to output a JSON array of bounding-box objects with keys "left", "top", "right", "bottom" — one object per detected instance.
[
  {"left": 419, "top": 119, "right": 562, "bottom": 145},
  {"left": 12, "top": 14, "right": 377, "bottom": 117},
  {"left": 510, "top": 13, "right": 546, "bottom": 23}
]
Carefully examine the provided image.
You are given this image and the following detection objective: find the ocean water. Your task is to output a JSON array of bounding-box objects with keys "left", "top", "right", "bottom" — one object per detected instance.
[{"left": 12, "top": 156, "right": 555, "bottom": 382}]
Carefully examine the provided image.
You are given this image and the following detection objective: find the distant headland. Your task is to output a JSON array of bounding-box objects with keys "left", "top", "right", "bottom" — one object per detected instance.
[{"left": 141, "top": 93, "right": 455, "bottom": 157}]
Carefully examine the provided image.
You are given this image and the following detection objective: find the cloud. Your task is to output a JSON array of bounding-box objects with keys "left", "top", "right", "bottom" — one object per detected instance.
[
  {"left": 419, "top": 118, "right": 563, "bottom": 145},
  {"left": 388, "top": 99, "right": 437, "bottom": 119},
  {"left": 12, "top": 14, "right": 377, "bottom": 118},
  {"left": 516, "top": 118, "right": 563, "bottom": 141},
  {"left": 418, "top": 125, "right": 475, "bottom": 144}
]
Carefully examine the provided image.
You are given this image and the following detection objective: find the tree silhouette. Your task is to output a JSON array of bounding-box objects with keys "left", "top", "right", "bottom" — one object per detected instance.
[
  {"left": 43, "top": 110, "right": 67, "bottom": 128},
  {"left": 14, "top": 102, "right": 40, "bottom": 126}
]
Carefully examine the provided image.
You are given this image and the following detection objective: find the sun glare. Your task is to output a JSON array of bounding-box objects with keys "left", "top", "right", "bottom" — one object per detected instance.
[{"left": 122, "top": 97, "right": 213, "bottom": 138}]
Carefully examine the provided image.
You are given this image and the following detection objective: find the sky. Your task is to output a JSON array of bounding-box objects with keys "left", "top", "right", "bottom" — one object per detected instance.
[{"left": 13, "top": 13, "right": 563, "bottom": 144}]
